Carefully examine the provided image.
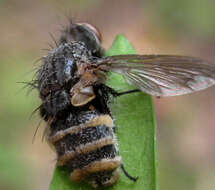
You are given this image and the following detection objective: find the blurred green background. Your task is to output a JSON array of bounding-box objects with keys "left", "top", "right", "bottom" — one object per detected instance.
[{"left": 1, "top": 0, "right": 215, "bottom": 190}]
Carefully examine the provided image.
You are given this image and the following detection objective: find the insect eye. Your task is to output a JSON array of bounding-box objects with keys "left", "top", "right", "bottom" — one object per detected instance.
[{"left": 76, "top": 23, "right": 102, "bottom": 43}]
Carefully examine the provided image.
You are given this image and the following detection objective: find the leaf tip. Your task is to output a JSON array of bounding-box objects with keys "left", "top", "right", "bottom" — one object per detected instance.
[{"left": 106, "top": 34, "right": 136, "bottom": 56}]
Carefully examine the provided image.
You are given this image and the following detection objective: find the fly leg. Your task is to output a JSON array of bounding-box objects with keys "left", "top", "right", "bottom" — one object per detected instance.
[
  {"left": 120, "top": 164, "right": 138, "bottom": 182},
  {"left": 115, "top": 89, "right": 140, "bottom": 96},
  {"left": 99, "top": 84, "right": 140, "bottom": 97}
]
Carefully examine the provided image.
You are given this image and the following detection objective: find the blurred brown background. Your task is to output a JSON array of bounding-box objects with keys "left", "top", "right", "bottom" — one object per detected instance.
[{"left": 1, "top": 0, "right": 215, "bottom": 190}]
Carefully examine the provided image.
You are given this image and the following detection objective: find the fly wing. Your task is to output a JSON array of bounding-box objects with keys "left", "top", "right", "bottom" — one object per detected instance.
[{"left": 98, "top": 55, "right": 215, "bottom": 96}]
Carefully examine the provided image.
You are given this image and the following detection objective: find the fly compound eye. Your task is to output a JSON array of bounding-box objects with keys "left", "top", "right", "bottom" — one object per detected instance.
[
  {"left": 60, "top": 22, "right": 104, "bottom": 57},
  {"left": 77, "top": 22, "right": 102, "bottom": 43}
]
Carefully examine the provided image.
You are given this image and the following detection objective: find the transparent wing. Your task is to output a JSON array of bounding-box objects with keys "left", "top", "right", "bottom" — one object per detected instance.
[{"left": 98, "top": 55, "right": 215, "bottom": 96}]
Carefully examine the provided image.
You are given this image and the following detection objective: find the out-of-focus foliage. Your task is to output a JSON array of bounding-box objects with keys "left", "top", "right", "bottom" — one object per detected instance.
[
  {"left": 0, "top": 145, "right": 30, "bottom": 190},
  {"left": 0, "top": 56, "right": 36, "bottom": 190},
  {"left": 0, "top": 56, "right": 37, "bottom": 142},
  {"left": 149, "top": 0, "right": 215, "bottom": 38}
]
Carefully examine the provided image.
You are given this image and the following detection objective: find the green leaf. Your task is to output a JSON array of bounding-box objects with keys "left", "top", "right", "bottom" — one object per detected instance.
[{"left": 49, "top": 34, "right": 158, "bottom": 190}]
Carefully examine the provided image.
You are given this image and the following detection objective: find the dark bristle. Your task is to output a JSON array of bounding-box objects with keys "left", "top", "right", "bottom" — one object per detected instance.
[
  {"left": 49, "top": 32, "right": 59, "bottom": 47},
  {"left": 32, "top": 117, "right": 44, "bottom": 144},
  {"left": 29, "top": 105, "right": 42, "bottom": 121}
]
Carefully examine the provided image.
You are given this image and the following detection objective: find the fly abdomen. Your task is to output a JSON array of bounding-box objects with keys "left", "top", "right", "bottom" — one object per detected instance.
[{"left": 48, "top": 113, "right": 121, "bottom": 187}]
